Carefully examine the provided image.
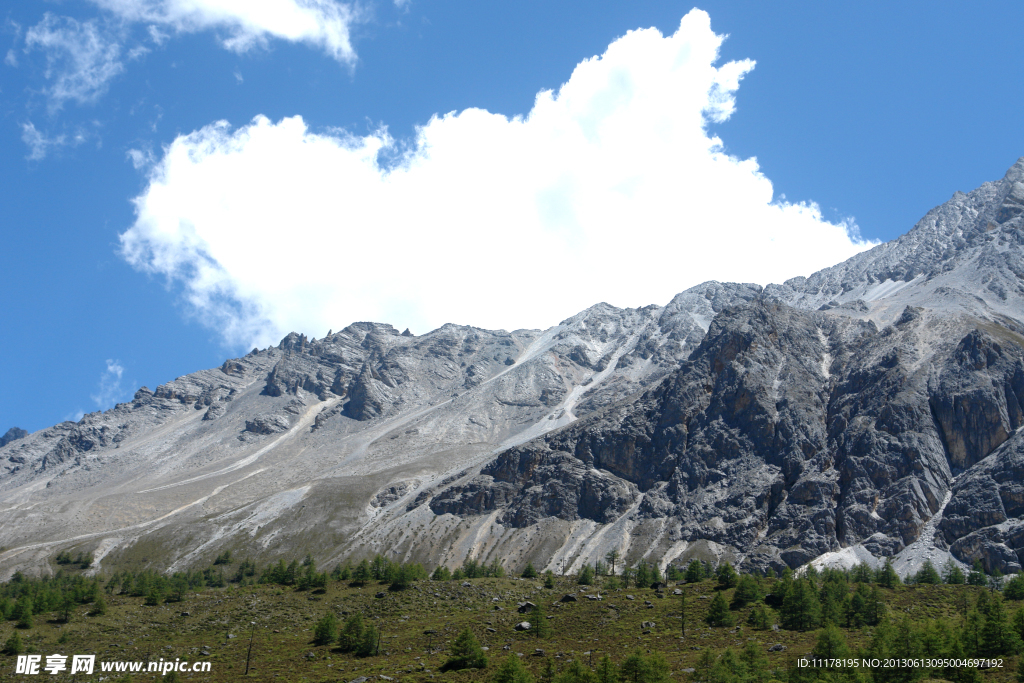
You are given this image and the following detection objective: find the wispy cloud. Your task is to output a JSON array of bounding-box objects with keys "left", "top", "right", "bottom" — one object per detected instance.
[
  {"left": 121, "top": 10, "right": 876, "bottom": 349},
  {"left": 21, "top": 120, "right": 97, "bottom": 160},
  {"left": 126, "top": 146, "right": 156, "bottom": 169},
  {"left": 90, "top": 359, "right": 131, "bottom": 410},
  {"left": 91, "top": 0, "right": 360, "bottom": 65},
  {"left": 21, "top": 122, "right": 67, "bottom": 160},
  {"left": 24, "top": 13, "right": 125, "bottom": 110}
]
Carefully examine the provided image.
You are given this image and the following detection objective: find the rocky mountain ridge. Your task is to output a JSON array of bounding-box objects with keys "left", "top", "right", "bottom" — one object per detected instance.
[{"left": 2, "top": 158, "right": 1023, "bottom": 580}]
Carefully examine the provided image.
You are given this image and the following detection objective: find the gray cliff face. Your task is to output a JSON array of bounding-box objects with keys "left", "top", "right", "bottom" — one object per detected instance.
[
  {"left": 2, "top": 158, "right": 1024, "bottom": 579},
  {"left": 421, "top": 299, "right": 1024, "bottom": 573}
]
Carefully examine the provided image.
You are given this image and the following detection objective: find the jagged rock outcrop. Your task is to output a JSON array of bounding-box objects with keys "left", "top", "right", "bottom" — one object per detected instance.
[{"left": 0, "top": 428, "right": 27, "bottom": 448}]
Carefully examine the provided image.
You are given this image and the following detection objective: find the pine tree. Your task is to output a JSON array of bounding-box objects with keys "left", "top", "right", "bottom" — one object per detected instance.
[
  {"left": 432, "top": 565, "right": 452, "bottom": 581},
  {"left": 595, "top": 654, "right": 617, "bottom": 683},
  {"left": 91, "top": 593, "right": 107, "bottom": 616},
  {"left": 352, "top": 559, "right": 372, "bottom": 585},
  {"left": 1004, "top": 573, "right": 1024, "bottom": 600},
  {"left": 59, "top": 591, "right": 75, "bottom": 623},
  {"left": 685, "top": 559, "right": 704, "bottom": 584},
  {"left": 731, "top": 574, "right": 762, "bottom": 609},
  {"left": 819, "top": 577, "right": 847, "bottom": 626},
  {"left": 544, "top": 570, "right": 556, "bottom": 589},
  {"left": 491, "top": 654, "right": 536, "bottom": 683},
  {"left": 635, "top": 562, "right": 649, "bottom": 588},
  {"left": 541, "top": 656, "right": 557, "bottom": 683},
  {"left": 555, "top": 659, "right": 597, "bottom": 683},
  {"left": 357, "top": 623, "right": 380, "bottom": 657},
  {"left": 338, "top": 613, "right": 365, "bottom": 652},
  {"left": 389, "top": 564, "right": 412, "bottom": 591},
  {"left": 943, "top": 559, "right": 966, "bottom": 585},
  {"left": 716, "top": 562, "right": 739, "bottom": 590},
  {"left": 847, "top": 591, "right": 866, "bottom": 628},
  {"left": 605, "top": 550, "right": 620, "bottom": 577},
  {"left": 968, "top": 560, "right": 987, "bottom": 587},
  {"left": 1012, "top": 606, "right": 1024, "bottom": 644},
  {"left": 851, "top": 562, "right": 874, "bottom": 584},
  {"left": 531, "top": 603, "right": 552, "bottom": 639},
  {"left": 747, "top": 602, "right": 772, "bottom": 630},
  {"left": 741, "top": 640, "right": 770, "bottom": 683},
  {"left": 3, "top": 630, "right": 23, "bottom": 656},
  {"left": 811, "top": 623, "right": 851, "bottom": 660},
  {"left": 14, "top": 597, "right": 33, "bottom": 629},
  {"left": 619, "top": 650, "right": 670, "bottom": 683},
  {"left": 914, "top": 560, "right": 941, "bottom": 585},
  {"left": 715, "top": 648, "right": 746, "bottom": 683},
  {"left": 781, "top": 577, "right": 821, "bottom": 631},
  {"left": 313, "top": 613, "right": 338, "bottom": 645},
  {"left": 522, "top": 563, "right": 538, "bottom": 579},
  {"left": 877, "top": 560, "right": 901, "bottom": 588},
  {"left": 621, "top": 566, "right": 636, "bottom": 589},
  {"left": 578, "top": 564, "right": 595, "bottom": 586},
  {"left": 706, "top": 591, "right": 735, "bottom": 627},
  {"left": 443, "top": 628, "right": 487, "bottom": 670},
  {"left": 980, "top": 593, "right": 1023, "bottom": 656}
]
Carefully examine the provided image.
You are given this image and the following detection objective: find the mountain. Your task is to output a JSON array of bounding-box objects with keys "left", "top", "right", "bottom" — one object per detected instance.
[{"left": 2, "top": 159, "right": 1023, "bottom": 580}]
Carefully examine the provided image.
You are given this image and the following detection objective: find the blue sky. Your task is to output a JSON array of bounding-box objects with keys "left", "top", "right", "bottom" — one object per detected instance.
[{"left": 2, "top": 0, "right": 1023, "bottom": 434}]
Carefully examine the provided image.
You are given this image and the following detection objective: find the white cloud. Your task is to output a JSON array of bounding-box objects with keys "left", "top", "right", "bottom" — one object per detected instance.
[
  {"left": 21, "top": 120, "right": 98, "bottom": 159},
  {"left": 90, "top": 359, "right": 130, "bottom": 410},
  {"left": 24, "top": 14, "right": 125, "bottom": 109},
  {"left": 91, "top": 0, "right": 358, "bottom": 64},
  {"left": 127, "top": 146, "right": 156, "bottom": 169},
  {"left": 120, "top": 9, "right": 876, "bottom": 350},
  {"left": 21, "top": 122, "right": 67, "bottom": 160}
]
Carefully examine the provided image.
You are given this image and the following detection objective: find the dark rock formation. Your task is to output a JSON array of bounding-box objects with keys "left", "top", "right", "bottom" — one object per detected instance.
[{"left": 0, "top": 428, "right": 27, "bottom": 448}]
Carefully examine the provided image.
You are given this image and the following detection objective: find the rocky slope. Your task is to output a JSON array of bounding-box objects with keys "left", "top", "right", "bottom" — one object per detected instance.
[{"left": 1, "top": 159, "right": 1023, "bottom": 580}]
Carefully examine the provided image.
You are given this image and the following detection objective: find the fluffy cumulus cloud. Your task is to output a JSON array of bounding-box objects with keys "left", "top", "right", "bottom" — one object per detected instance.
[
  {"left": 90, "top": 0, "right": 358, "bottom": 63},
  {"left": 121, "top": 10, "right": 875, "bottom": 349}
]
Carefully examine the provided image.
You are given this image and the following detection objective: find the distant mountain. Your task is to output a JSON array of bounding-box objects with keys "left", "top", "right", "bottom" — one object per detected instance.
[{"left": 2, "top": 159, "right": 1023, "bottom": 580}]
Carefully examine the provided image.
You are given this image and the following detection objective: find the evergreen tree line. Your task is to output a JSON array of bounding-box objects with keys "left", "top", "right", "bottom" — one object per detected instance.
[
  {"left": 430, "top": 556, "right": 506, "bottom": 582},
  {"left": 438, "top": 625, "right": 673, "bottom": 683},
  {"left": 312, "top": 611, "right": 381, "bottom": 657},
  {"left": 0, "top": 571, "right": 103, "bottom": 631}
]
